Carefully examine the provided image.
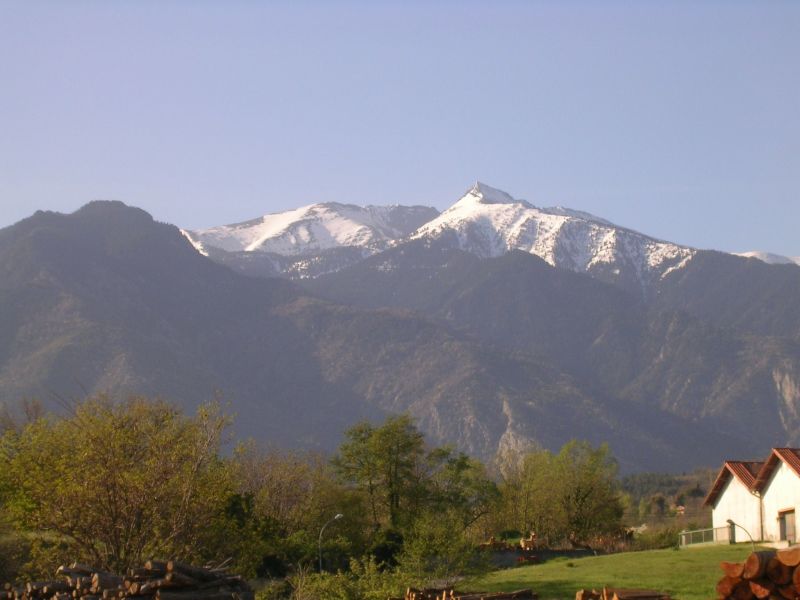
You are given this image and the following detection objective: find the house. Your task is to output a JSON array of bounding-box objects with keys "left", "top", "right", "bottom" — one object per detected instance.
[
  {"left": 705, "top": 460, "right": 764, "bottom": 540},
  {"left": 704, "top": 448, "right": 800, "bottom": 544}
]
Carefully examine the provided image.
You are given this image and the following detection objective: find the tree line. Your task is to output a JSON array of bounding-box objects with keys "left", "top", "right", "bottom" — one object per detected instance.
[{"left": 0, "top": 395, "right": 627, "bottom": 597}]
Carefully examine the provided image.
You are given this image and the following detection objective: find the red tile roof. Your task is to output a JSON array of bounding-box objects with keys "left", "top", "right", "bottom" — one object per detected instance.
[
  {"left": 706, "top": 448, "right": 800, "bottom": 507},
  {"left": 704, "top": 461, "right": 764, "bottom": 507},
  {"left": 753, "top": 448, "right": 800, "bottom": 490}
]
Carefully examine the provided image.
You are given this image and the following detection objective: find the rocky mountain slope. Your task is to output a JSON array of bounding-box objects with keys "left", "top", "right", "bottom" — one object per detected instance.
[
  {"left": 0, "top": 201, "right": 738, "bottom": 471},
  {"left": 306, "top": 240, "right": 800, "bottom": 455},
  {"left": 2, "top": 196, "right": 799, "bottom": 472}
]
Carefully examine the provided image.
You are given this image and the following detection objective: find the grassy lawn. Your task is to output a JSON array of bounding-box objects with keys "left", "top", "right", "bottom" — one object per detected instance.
[{"left": 471, "top": 543, "right": 759, "bottom": 600}]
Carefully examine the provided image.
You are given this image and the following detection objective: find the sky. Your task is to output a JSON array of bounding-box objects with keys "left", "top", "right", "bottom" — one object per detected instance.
[{"left": 1, "top": 1, "right": 798, "bottom": 256}]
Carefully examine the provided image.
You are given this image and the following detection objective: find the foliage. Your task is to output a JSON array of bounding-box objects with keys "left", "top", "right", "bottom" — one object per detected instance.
[
  {"left": 425, "top": 450, "right": 500, "bottom": 531},
  {"left": 620, "top": 469, "right": 713, "bottom": 507},
  {"left": 0, "top": 399, "right": 639, "bottom": 594},
  {"left": 286, "top": 557, "right": 406, "bottom": 600},
  {"left": 0, "top": 395, "right": 231, "bottom": 576},
  {"left": 333, "top": 415, "right": 426, "bottom": 530},
  {"left": 630, "top": 525, "right": 682, "bottom": 551},
  {"left": 333, "top": 415, "right": 498, "bottom": 540},
  {"left": 495, "top": 440, "right": 623, "bottom": 545},
  {"left": 556, "top": 441, "right": 623, "bottom": 542},
  {"left": 214, "top": 445, "right": 367, "bottom": 578},
  {"left": 396, "top": 510, "right": 489, "bottom": 587},
  {"left": 0, "top": 399, "right": 44, "bottom": 436}
]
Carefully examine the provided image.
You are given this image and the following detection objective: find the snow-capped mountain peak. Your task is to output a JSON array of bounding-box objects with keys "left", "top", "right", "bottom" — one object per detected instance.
[
  {"left": 180, "top": 182, "right": 699, "bottom": 291},
  {"left": 184, "top": 202, "right": 439, "bottom": 257},
  {"left": 464, "top": 181, "right": 528, "bottom": 206},
  {"left": 411, "top": 183, "right": 695, "bottom": 293}
]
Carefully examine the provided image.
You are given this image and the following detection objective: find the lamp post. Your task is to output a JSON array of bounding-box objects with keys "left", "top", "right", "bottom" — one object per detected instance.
[
  {"left": 727, "top": 518, "right": 756, "bottom": 552},
  {"left": 318, "top": 513, "right": 343, "bottom": 572}
]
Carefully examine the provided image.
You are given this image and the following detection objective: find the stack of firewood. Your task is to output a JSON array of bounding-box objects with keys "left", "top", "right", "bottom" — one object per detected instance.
[
  {"left": 575, "top": 588, "right": 671, "bottom": 600},
  {"left": 716, "top": 547, "right": 800, "bottom": 600},
  {"left": 2, "top": 559, "right": 253, "bottom": 600},
  {"left": 395, "top": 587, "right": 537, "bottom": 600}
]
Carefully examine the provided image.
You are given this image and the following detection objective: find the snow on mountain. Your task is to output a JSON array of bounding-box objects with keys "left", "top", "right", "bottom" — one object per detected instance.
[
  {"left": 184, "top": 202, "right": 439, "bottom": 256},
  {"left": 410, "top": 182, "right": 696, "bottom": 290},
  {"left": 734, "top": 251, "right": 800, "bottom": 266},
  {"left": 181, "top": 183, "right": 701, "bottom": 288}
]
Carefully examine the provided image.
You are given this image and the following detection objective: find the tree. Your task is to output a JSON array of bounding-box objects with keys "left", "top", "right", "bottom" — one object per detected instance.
[
  {"left": 219, "top": 444, "right": 368, "bottom": 577},
  {"left": 554, "top": 441, "right": 623, "bottom": 543},
  {"left": 495, "top": 440, "right": 623, "bottom": 545},
  {"left": 495, "top": 448, "right": 564, "bottom": 544},
  {"left": 426, "top": 448, "right": 499, "bottom": 530},
  {"left": 396, "top": 510, "right": 488, "bottom": 587},
  {"left": 0, "top": 395, "right": 231, "bottom": 575},
  {"left": 332, "top": 415, "right": 425, "bottom": 530}
]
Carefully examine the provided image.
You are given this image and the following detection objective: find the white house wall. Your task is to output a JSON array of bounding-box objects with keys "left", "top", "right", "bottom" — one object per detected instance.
[
  {"left": 712, "top": 476, "right": 762, "bottom": 541},
  {"left": 761, "top": 462, "right": 800, "bottom": 542}
]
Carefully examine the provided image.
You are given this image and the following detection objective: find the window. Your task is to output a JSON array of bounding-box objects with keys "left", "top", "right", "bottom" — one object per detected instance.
[{"left": 779, "top": 510, "right": 796, "bottom": 543}]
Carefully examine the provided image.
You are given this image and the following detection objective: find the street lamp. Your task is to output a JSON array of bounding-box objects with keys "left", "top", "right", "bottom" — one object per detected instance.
[
  {"left": 318, "top": 513, "right": 344, "bottom": 572},
  {"left": 727, "top": 519, "right": 756, "bottom": 552}
]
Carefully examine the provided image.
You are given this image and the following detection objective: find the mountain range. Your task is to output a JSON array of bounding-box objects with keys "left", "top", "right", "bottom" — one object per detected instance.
[{"left": 2, "top": 184, "right": 799, "bottom": 472}]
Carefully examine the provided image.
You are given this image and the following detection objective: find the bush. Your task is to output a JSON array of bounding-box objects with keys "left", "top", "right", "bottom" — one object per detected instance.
[
  {"left": 287, "top": 558, "right": 406, "bottom": 600},
  {"left": 631, "top": 526, "right": 682, "bottom": 550},
  {"left": 0, "top": 529, "right": 30, "bottom": 583},
  {"left": 255, "top": 579, "right": 292, "bottom": 600},
  {"left": 397, "top": 511, "right": 489, "bottom": 587}
]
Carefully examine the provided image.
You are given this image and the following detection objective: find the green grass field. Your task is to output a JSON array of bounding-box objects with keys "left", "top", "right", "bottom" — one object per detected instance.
[{"left": 472, "top": 544, "right": 759, "bottom": 600}]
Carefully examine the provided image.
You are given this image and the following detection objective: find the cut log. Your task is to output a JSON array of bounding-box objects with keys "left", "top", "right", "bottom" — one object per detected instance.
[
  {"left": 776, "top": 585, "right": 795, "bottom": 600},
  {"left": 718, "top": 576, "right": 744, "bottom": 598},
  {"left": 144, "top": 560, "right": 169, "bottom": 575},
  {"left": 744, "top": 552, "right": 779, "bottom": 581},
  {"left": 165, "top": 561, "right": 222, "bottom": 583},
  {"left": 91, "top": 574, "right": 123, "bottom": 592},
  {"left": 164, "top": 572, "right": 200, "bottom": 587},
  {"left": 733, "top": 580, "right": 756, "bottom": 600},
  {"left": 777, "top": 547, "right": 800, "bottom": 568},
  {"left": 767, "top": 559, "right": 793, "bottom": 585},
  {"left": 750, "top": 579, "right": 776, "bottom": 599},
  {"left": 723, "top": 562, "right": 747, "bottom": 579}
]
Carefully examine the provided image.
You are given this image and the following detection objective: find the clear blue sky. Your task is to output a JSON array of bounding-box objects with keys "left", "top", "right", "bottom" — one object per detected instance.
[{"left": 1, "top": 1, "right": 798, "bottom": 255}]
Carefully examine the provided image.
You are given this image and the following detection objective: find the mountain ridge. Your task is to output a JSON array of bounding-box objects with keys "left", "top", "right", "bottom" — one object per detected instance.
[
  {"left": 178, "top": 183, "right": 797, "bottom": 293},
  {"left": 1, "top": 200, "right": 736, "bottom": 471},
  {"left": 3, "top": 197, "right": 800, "bottom": 473}
]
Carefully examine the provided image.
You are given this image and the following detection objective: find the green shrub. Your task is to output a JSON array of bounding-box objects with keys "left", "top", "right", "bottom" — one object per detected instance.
[
  {"left": 255, "top": 579, "right": 292, "bottom": 600},
  {"left": 287, "top": 558, "right": 406, "bottom": 600},
  {"left": 631, "top": 526, "right": 682, "bottom": 550}
]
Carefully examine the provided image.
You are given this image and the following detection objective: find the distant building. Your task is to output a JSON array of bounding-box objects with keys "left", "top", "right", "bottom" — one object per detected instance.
[{"left": 705, "top": 448, "right": 800, "bottom": 544}]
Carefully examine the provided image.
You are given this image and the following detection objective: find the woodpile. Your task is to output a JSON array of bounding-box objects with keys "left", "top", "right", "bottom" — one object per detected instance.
[
  {"left": 716, "top": 547, "right": 800, "bottom": 600},
  {"left": 575, "top": 588, "right": 671, "bottom": 600},
  {"left": 1, "top": 559, "right": 253, "bottom": 600},
  {"left": 395, "top": 587, "right": 537, "bottom": 600}
]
